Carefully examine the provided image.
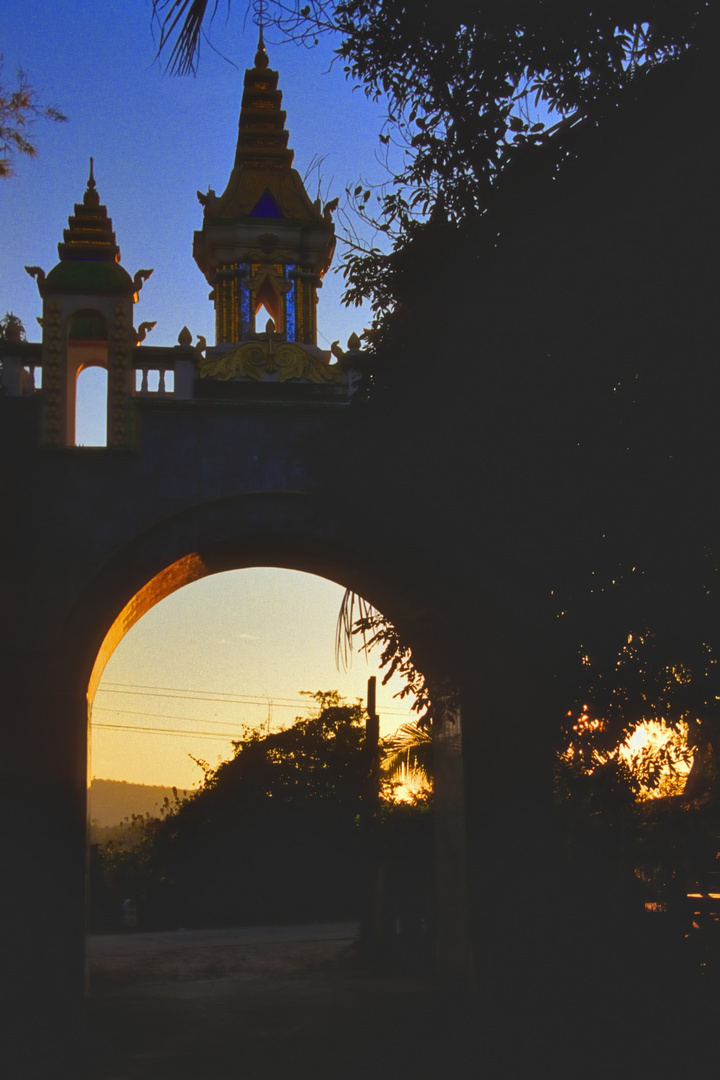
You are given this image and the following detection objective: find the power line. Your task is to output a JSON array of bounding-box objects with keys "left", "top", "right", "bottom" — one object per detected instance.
[
  {"left": 92, "top": 706, "right": 267, "bottom": 729},
  {"left": 98, "top": 687, "right": 315, "bottom": 709},
  {"left": 96, "top": 682, "right": 413, "bottom": 715},
  {"left": 101, "top": 680, "right": 310, "bottom": 702},
  {"left": 93, "top": 722, "right": 243, "bottom": 740}
]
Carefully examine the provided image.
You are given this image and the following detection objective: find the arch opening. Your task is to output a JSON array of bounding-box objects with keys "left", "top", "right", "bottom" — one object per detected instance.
[
  {"left": 75, "top": 366, "right": 108, "bottom": 446},
  {"left": 72, "top": 510, "right": 471, "bottom": 1057},
  {"left": 89, "top": 561, "right": 427, "bottom": 792},
  {"left": 87, "top": 561, "right": 433, "bottom": 934},
  {"left": 254, "top": 301, "right": 275, "bottom": 332},
  {"left": 66, "top": 308, "right": 110, "bottom": 446}
]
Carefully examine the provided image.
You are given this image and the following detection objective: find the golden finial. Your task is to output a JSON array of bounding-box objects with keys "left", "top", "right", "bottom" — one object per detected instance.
[{"left": 84, "top": 156, "right": 100, "bottom": 207}]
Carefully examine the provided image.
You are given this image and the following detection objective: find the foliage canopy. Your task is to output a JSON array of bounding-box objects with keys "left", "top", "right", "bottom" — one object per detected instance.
[
  {"left": 150, "top": 2, "right": 720, "bottom": 809},
  {"left": 0, "top": 313, "right": 26, "bottom": 341},
  {"left": 189, "top": 689, "right": 370, "bottom": 815},
  {"left": 152, "top": 3, "right": 711, "bottom": 220},
  {"left": 89, "top": 691, "right": 436, "bottom": 930}
]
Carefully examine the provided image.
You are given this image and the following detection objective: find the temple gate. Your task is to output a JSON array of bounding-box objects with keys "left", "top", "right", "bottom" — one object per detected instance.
[{"left": 0, "top": 35, "right": 475, "bottom": 1075}]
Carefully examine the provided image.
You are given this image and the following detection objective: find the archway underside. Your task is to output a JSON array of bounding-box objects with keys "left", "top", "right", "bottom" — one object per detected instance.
[
  {"left": 78, "top": 493, "right": 458, "bottom": 718},
  {"left": 88, "top": 552, "right": 211, "bottom": 704}
]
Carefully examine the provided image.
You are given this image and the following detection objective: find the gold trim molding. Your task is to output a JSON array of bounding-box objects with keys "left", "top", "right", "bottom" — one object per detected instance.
[{"left": 199, "top": 330, "right": 343, "bottom": 385}]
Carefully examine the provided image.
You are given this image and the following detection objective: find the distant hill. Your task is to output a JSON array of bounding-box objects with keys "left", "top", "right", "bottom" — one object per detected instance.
[{"left": 89, "top": 779, "right": 192, "bottom": 828}]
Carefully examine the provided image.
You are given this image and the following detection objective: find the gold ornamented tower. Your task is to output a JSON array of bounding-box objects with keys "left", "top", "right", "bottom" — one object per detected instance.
[
  {"left": 24, "top": 160, "right": 153, "bottom": 447},
  {"left": 193, "top": 30, "right": 347, "bottom": 385}
]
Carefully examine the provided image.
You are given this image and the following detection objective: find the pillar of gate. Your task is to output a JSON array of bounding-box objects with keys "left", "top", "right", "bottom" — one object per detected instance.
[
  {"left": 432, "top": 690, "right": 476, "bottom": 989},
  {"left": 0, "top": 610, "right": 88, "bottom": 1077}
]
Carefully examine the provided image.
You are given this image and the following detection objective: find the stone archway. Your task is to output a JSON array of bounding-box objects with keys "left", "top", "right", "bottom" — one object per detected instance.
[
  {"left": 0, "top": 293, "right": 503, "bottom": 1074},
  {"left": 33, "top": 492, "right": 469, "bottom": 992},
  {"left": 81, "top": 531, "right": 474, "bottom": 986},
  {"left": 0, "top": 398, "right": 480, "bottom": 1080}
]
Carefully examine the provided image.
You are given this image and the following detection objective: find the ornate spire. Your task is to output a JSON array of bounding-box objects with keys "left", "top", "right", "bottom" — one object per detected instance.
[
  {"left": 255, "top": 22, "right": 266, "bottom": 67},
  {"left": 57, "top": 160, "right": 121, "bottom": 263},
  {"left": 198, "top": 33, "right": 328, "bottom": 224},
  {"left": 234, "top": 33, "right": 293, "bottom": 171},
  {"left": 84, "top": 157, "right": 100, "bottom": 208},
  {"left": 193, "top": 34, "right": 336, "bottom": 349},
  {"left": 33, "top": 162, "right": 148, "bottom": 300},
  {"left": 253, "top": 0, "right": 268, "bottom": 49}
]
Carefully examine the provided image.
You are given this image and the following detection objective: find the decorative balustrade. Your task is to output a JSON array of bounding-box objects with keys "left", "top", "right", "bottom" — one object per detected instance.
[
  {"left": 132, "top": 342, "right": 198, "bottom": 400},
  {"left": 132, "top": 355, "right": 175, "bottom": 397},
  {"left": 2, "top": 335, "right": 363, "bottom": 405}
]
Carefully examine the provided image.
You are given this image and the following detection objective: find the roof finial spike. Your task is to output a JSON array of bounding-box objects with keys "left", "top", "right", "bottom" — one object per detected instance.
[
  {"left": 84, "top": 156, "right": 100, "bottom": 208},
  {"left": 253, "top": 0, "right": 268, "bottom": 28},
  {"left": 253, "top": 0, "right": 269, "bottom": 67}
]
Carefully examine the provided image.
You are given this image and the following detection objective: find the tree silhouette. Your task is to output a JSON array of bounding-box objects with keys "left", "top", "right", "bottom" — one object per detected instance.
[
  {"left": 148, "top": 2, "right": 720, "bottom": 988},
  {"left": 151, "top": 3, "right": 711, "bottom": 221},
  {"left": 0, "top": 313, "right": 26, "bottom": 341},
  {"left": 97, "top": 692, "right": 373, "bottom": 927},
  {"left": 0, "top": 63, "right": 66, "bottom": 178}
]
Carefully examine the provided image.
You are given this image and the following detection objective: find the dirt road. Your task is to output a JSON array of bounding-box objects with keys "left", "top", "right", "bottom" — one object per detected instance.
[{"left": 86, "top": 923, "right": 479, "bottom": 1079}]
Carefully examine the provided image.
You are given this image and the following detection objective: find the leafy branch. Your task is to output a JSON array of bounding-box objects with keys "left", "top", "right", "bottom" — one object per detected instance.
[
  {"left": 0, "top": 62, "right": 66, "bottom": 178},
  {"left": 336, "top": 588, "right": 431, "bottom": 722}
]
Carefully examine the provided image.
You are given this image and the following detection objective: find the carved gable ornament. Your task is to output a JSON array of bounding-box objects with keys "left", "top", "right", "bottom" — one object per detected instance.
[{"left": 198, "top": 320, "right": 343, "bottom": 384}]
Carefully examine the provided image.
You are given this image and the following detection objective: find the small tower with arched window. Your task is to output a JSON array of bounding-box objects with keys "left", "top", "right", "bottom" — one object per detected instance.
[
  {"left": 193, "top": 30, "right": 336, "bottom": 358},
  {"left": 26, "top": 161, "right": 152, "bottom": 448}
]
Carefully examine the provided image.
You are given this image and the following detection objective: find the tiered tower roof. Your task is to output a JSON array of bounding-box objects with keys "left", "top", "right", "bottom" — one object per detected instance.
[
  {"left": 193, "top": 31, "right": 336, "bottom": 351},
  {"left": 57, "top": 158, "right": 121, "bottom": 262},
  {"left": 196, "top": 32, "right": 333, "bottom": 237},
  {"left": 233, "top": 27, "right": 294, "bottom": 173},
  {"left": 43, "top": 161, "right": 134, "bottom": 295}
]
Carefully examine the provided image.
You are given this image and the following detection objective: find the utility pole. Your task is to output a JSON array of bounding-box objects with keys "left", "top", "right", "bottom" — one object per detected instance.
[
  {"left": 365, "top": 676, "right": 380, "bottom": 811},
  {"left": 363, "top": 675, "right": 384, "bottom": 955}
]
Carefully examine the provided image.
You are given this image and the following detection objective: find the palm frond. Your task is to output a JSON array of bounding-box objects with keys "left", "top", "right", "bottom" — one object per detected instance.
[
  {"left": 153, "top": 0, "right": 224, "bottom": 75},
  {"left": 382, "top": 721, "right": 433, "bottom": 784},
  {"left": 335, "top": 587, "right": 376, "bottom": 672}
]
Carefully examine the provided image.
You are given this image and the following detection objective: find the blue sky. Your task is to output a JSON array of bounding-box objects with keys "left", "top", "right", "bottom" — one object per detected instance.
[{"left": 2, "top": 1, "right": 391, "bottom": 356}]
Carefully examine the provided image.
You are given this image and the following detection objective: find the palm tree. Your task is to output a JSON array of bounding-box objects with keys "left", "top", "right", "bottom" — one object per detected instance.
[{"left": 382, "top": 721, "right": 432, "bottom": 795}]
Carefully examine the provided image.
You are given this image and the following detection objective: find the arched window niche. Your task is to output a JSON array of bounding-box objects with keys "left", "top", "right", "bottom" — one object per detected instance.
[
  {"left": 75, "top": 366, "right": 108, "bottom": 447},
  {"left": 67, "top": 309, "right": 109, "bottom": 447}
]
